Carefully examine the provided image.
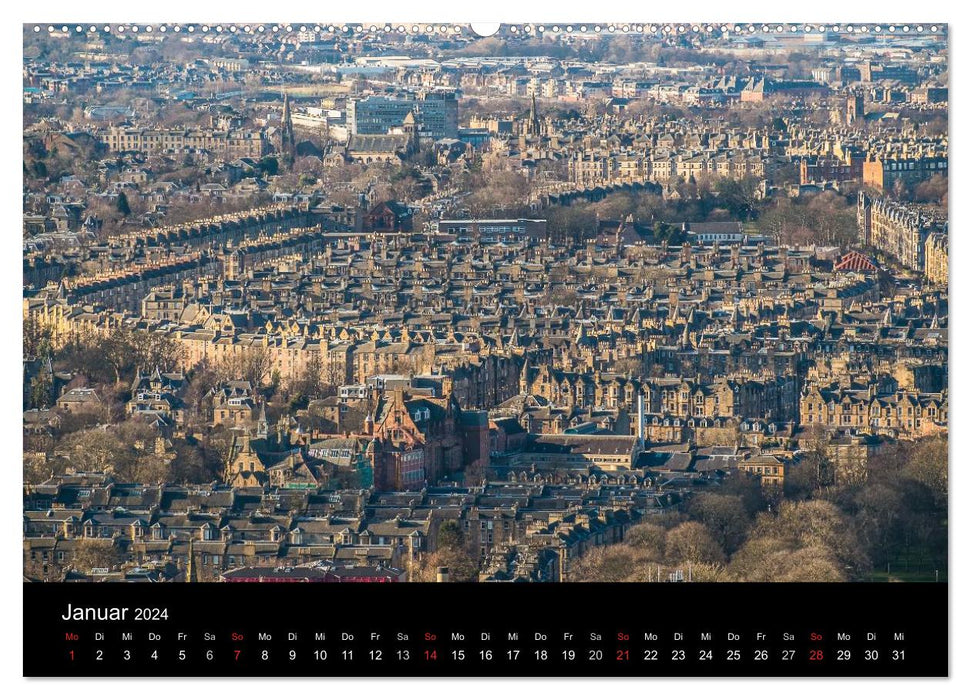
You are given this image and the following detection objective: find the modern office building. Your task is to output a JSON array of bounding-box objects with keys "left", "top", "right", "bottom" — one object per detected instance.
[{"left": 348, "top": 90, "right": 458, "bottom": 142}]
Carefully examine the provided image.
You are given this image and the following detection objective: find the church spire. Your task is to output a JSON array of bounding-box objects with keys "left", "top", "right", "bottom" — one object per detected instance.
[
  {"left": 280, "top": 91, "right": 295, "bottom": 167},
  {"left": 256, "top": 402, "right": 269, "bottom": 440},
  {"left": 526, "top": 94, "right": 540, "bottom": 136}
]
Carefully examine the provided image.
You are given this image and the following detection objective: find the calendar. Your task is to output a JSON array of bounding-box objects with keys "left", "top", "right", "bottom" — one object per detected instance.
[
  {"left": 26, "top": 582, "right": 946, "bottom": 676},
  {"left": 22, "top": 17, "right": 950, "bottom": 684}
]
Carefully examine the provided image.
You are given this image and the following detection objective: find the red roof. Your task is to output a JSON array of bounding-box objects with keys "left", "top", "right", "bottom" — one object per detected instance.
[{"left": 834, "top": 251, "right": 878, "bottom": 272}]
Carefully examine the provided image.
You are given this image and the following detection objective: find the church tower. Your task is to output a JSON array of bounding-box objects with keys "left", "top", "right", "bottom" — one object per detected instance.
[
  {"left": 224, "top": 249, "right": 244, "bottom": 281},
  {"left": 846, "top": 92, "right": 865, "bottom": 126},
  {"left": 401, "top": 110, "right": 419, "bottom": 154}
]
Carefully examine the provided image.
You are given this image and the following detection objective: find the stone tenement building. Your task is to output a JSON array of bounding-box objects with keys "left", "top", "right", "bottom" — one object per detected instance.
[
  {"left": 519, "top": 366, "right": 798, "bottom": 424},
  {"left": 104, "top": 125, "right": 267, "bottom": 159},
  {"left": 800, "top": 381, "right": 947, "bottom": 439},
  {"left": 925, "top": 231, "right": 949, "bottom": 287},
  {"left": 568, "top": 150, "right": 766, "bottom": 188},
  {"left": 861, "top": 149, "right": 948, "bottom": 192},
  {"left": 858, "top": 192, "right": 947, "bottom": 280}
]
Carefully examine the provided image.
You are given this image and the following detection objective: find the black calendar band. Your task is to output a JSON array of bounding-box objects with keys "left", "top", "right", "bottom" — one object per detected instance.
[{"left": 25, "top": 582, "right": 947, "bottom": 677}]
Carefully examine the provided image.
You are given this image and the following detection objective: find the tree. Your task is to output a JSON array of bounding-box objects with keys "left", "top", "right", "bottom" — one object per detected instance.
[
  {"left": 29, "top": 373, "right": 53, "bottom": 409},
  {"left": 728, "top": 537, "right": 844, "bottom": 582},
  {"left": 165, "top": 442, "right": 205, "bottom": 484},
  {"left": 687, "top": 493, "right": 751, "bottom": 555},
  {"left": 463, "top": 170, "right": 531, "bottom": 218},
  {"left": 802, "top": 435, "right": 948, "bottom": 581},
  {"left": 411, "top": 548, "right": 479, "bottom": 582},
  {"left": 783, "top": 461, "right": 820, "bottom": 501},
  {"left": 134, "top": 454, "right": 171, "bottom": 484},
  {"left": 719, "top": 471, "right": 767, "bottom": 517},
  {"left": 63, "top": 328, "right": 183, "bottom": 385},
  {"left": 727, "top": 499, "right": 869, "bottom": 582},
  {"left": 545, "top": 205, "right": 597, "bottom": 245},
  {"left": 116, "top": 191, "right": 131, "bottom": 217},
  {"left": 200, "top": 426, "right": 236, "bottom": 475},
  {"left": 914, "top": 175, "right": 948, "bottom": 205},
  {"left": 183, "top": 363, "right": 220, "bottom": 427},
  {"left": 216, "top": 346, "right": 272, "bottom": 388},
  {"left": 715, "top": 177, "right": 759, "bottom": 220},
  {"left": 795, "top": 423, "right": 835, "bottom": 492},
  {"left": 436, "top": 520, "right": 465, "bottom": 551},
  {"left": 284, "top": 352, "right": 324, "bottom": 409},
  {"left": 772, "top": 500, "right": 867, "bottom": 572},
  {"left": 23, "top": 451, "right": 52, "bottom": 485},
  {"left": 70, "top": 538, "right": 124, "bottom": 574},
  {"left": 56, "top": 429, "right": 127, "bottom": 475},
  {"left": 904, "top": 437, "right": 948, "bottom": 508},
  {"left": 407, "top": 519, "right": 480, "bottom": 582},
  {"left": 23, "top": 316, "right": 54, "bottom": 358},
  {"left": 652, "top": 221, "right": 683, "bottom": 244},
  {"left": 623, "top": 522, "right": 668, "bottom": 561},
  {"left": 844, "top": 479, "right": 906, "bottom": 571},
  {"left": 892, "top": 177, "right": 909, "bottom": 201},
  {"left": 258, "top": 156, "right": 279, "bottom": 177},
  {"left": 590, "top": 192, "right": 637, "bottom": 221},
  {"left": 757, "top": 192, "right": 856, "bottom": 247},
  {"left": 664, "top": 522, "right": 725, "bottom": 565},
  {"left": 567, "top": 544, "right": 647, "bottom": 582}
]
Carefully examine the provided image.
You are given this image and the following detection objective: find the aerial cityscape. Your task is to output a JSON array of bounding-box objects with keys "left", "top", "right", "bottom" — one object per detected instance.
[{"left": 22, "top": 23, "right": 948, "bottom": 584}]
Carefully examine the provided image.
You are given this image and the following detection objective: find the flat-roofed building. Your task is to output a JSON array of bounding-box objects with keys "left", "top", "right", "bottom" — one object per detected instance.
[{"left": 437, "top": 218, "right": 547, "bottom": 242}]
